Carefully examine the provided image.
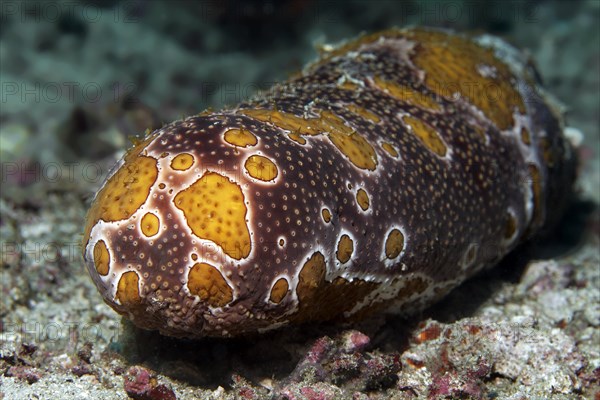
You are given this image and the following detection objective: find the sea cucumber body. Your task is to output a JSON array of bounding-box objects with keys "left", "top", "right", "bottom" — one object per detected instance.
[{"left": 83, "top": 28, "right": 576, "bottom": 338}]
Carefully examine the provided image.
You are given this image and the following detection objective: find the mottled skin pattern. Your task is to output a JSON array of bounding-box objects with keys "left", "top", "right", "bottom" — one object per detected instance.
[{"left": 83, "top": 28, "right": 576, "bottom": 338}]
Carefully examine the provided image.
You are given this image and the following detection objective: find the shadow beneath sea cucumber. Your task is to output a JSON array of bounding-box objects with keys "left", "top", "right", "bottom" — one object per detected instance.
[
  {"left": 116, "top": 314, "right": 378, "bottom": 389},
  {"left": 118, "top": 322, "right": 293, "bottom": 388}
]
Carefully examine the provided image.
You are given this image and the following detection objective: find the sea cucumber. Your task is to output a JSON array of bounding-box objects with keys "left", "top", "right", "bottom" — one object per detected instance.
[{"left": 82, "top": 28, "right": 577, "bottom": 338}]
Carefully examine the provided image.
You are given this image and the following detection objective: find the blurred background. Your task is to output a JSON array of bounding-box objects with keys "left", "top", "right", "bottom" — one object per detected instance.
[
  {"left": 0, "top": 1, "right": 598, "bottom": 398},
  {"left": 1, "top": 0, "right": 598, "bottom": 169}
]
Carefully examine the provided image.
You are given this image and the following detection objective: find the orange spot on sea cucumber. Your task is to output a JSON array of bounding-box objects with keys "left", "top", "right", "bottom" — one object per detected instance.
[
  {"left": 241, "top": 109, "right": 323, "bottom": 136},
  {"left": 83, "top": 154, "right": 158, "bottom": 244},
  {"left": 244, "top": 155, "right": 278, "bottom": 181},
  {"left": 224, "top": 128, "right": 257, "bottom": 148},
  {"left": 520, "top": 127, "right": 531, "bottom": 145},
  {"left": 373, "top": 77, "right": 441, "bottom": 111},
  {"left": 336, "top": 234, "right": 354, "bottom": 264},
  {"left": 288, "top": 132, "right": 307, "bottom": 145},
  {"left": 346, "top": 104, "right": 381, "bottom": 123},
  {"left": 382, "top": 142, "right": 399, "bottom": 158},
  {"left": 406, "top": 28, "right": 525, "bottom": 130},
  {"left": 321, "top": 208, "right": 332, "bottom": 223},
  {"left": 93, "top": 240, "right": 110, "bottom": 276},
  {"left": 296, "top": 252, "right": 326, "bottom": 303},
  {"left": 403, "top": 116, "right": 447, "bottom": 157},
  {"left": 170, "top": 153, "right": 194, "bottom": 171},
  {"left": 270, "top": 278, "right": 289, "bottom": 304},
  {"left": 187, "top": 262, "right": 233, "bottom": 308},
  {"left": 293, "top": 251, "right": 379, "bottom": 322},
  {"left": 385, "top": 229, "right": 405, "bottom": 259},
  {"left": 116, "top": 271, "right": 141, "bottom": 305},
  {"left": 356, "top": 189, "right": 370, "bottom": 211},
  {"left": 242, "top": 108, "right": 377, "bottom": 170},
  {"left": 174, "top": 172, "right": 251, "bottom": 260},
  {"left": 328, "top": 131, "right": 377, "bottom": 170},
  {"left": 140, "top": 212, "right": 160, "bottom": 237}
]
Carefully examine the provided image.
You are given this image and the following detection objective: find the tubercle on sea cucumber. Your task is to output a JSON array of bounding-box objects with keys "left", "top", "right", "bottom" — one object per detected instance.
[{"left": 82, "top": 27, "right": 577, "bottom": 338}]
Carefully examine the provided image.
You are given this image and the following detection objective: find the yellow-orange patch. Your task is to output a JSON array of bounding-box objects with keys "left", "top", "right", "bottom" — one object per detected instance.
[
  {"left": 174, "top": 172, "right": 251, "bottom": 260},
  {"left": 244, "top": 155, "right": 278, "bottom": 181},
  {"left": 320, "top": 111, "right": 355, "bottom": 135},
  {"left": 328, "top": 131, "right": 377, "bottom": 170},
  {"left": 93, "top": 240, "right": 110, "bottom": 276},
  {"left": 141, "top": 212, "right": 160, "bottom": 237},
  {"left": 385, "top": 229, "right": 405, "bottom": 259},
  {"left": 224, "top": 128, "right": 258, "bottom": 148},
  {"left": 170, "top": 153, "right": 194, "bottom": 171},
  {"left": 297, "top": 252, "right": 326, "bottom": 303},
  {"left": 187, "top": 262, "right": 233, "bottom": 308},
  {"left": 373, "top": 77, "right": 441, "bottom": 111},
  {"left": 336, "top": 234, "right": 354, "bottom": 264},
  {"left": 382, "top": 142, "right": 399, "bottom": 158},
  {"left": 406, "top": 28, "right": 525, "bottom": 130},
  {"left": 242, "top": 108, "right": 381, "bottom": 172},
  {"left": 293, "top": 251, "right": 379, "bottom": 322},
  {"left": 116, "top": 271, "right": 141, "bottom": 305},
  {"left": 520, "top": 127, "right": 531, "bottom": 145},
  {"left": 241, "top": 109, "right": 322, "bottom": 136},
  {"left": 321, "top": 208, "right": 332, "bottom": 223},
  {"left": 84, "top": 154, "right": 158, "bottom": 244},
  {"left": 242, "top": 108, "right": 357, "bottom": 140},
  {"left": 403, "top": 116, "right": 447, "bottom": 157},
  {"left": 346, "top": 104, "right": 381, "bottom": 123},
  {"left": 307, "top": 26, "right": 526, "bottom": 130},
  {"left": 356, "top": 189, "right": 370, "bottom": 211},
  {"left": 270, "top": 278, "right": 289, "bottom": 304},
  {"left": 288, "top": 132, "right": 307, "bottom": 145}
]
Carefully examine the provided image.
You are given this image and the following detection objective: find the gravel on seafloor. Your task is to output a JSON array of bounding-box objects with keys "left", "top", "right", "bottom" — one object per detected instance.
[{"left": 1, "top": 1, "right": 599, "bottom": 399}]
